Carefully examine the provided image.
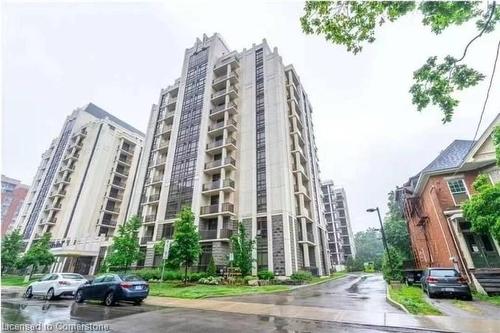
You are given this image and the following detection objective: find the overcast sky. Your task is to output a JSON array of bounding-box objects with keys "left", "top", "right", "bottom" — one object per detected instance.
[{"left": 2, "top": 1, "right": 499, "bottom": 233}]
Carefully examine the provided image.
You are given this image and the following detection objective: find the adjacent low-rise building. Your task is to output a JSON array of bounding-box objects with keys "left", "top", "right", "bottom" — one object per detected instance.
[
  {"left": 397, "top": 114, "right": 500, "bottom": 294},
  {"left": 13, "top": 103, "right": 144, "bottom": 275},
  {"left": 1, "top": 175, "right": 29, "bottom": 235},
  {"left": 129, "top": 33, "right": 331, "bottom": 276}
]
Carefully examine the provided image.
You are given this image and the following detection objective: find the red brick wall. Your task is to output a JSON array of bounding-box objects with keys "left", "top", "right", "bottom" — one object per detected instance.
[
  {"left": 1, "top": 186, "right": 28, "bottom": 235},
  {"left": 405, "top": 170, "right": 479, "bottom": 276}
]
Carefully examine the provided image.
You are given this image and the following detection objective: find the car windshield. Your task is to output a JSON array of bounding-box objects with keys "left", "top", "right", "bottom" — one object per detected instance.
[
  {"left": 430, "top": 269, "right": 459, "bottom": 277},
  {"left": 119, "top": 275, "right": 143, "bottom": 282},
  {"left": 61, "top": 274, "right": 84, "bottom": 280}
]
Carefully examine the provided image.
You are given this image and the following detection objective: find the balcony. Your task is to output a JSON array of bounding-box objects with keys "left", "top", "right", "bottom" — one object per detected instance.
[
  {"left": 204, "top": 157, "right": 237, "bottom": 174},
  {"left": 114, "top": 168, "right": 129, "bottom": 177},
  {"left": 214, "top": 55, "right": 239, "bottom": 75},
  {"left": 206, "top": 136, "right": 237, "bottom": 154},
  {"left": 140, "top": 236, "right": 154, "bottom": 244},
  {"left": 107, "top": 192, "right": 123, "bottom": 201},
  {"left": 103, "top": 206, "right": 120, "bottom": 215},
  {"left": 152, "top": 141, "right": 169, "bottom": 152},
  {"left": 118, "top": 156, "right": 132, "bottom": 166},
  {"left": 208, "top": 118, "right": 238, "bottom": 135},
  {"left": 211, "top": 86, "right": 238, "bottom": 104},
  {"left": 111, "top": 180, "right": 127, "bottom": 189},
  {"left": 99, "top": 219, "right": 117, "bottom": 227},
  {"left": 149, "top": 156, "right": 167, "bottom": 168},
  {"left": 146, "top": 193, "right": 161, "bottom": 203},
  {"left": 54, "top": 177, "right": 71, "bottom": 185},
  {"left": 200, "top": 203, "right": 235, "bottom": 217},
  {"left": 292, "top": 163, "right": 309, "bottom": 180},
  {"left": 158, "top": 111, "right": 175, "bottom": 122},
  {"left": 41, "top": 218, "right": 57, "bottom": 226},
  {"left": 209, "top": 102, "right": 238, "bottom": 119},
  {"left": 199, "top": 229, "right": 217, "bottom": 240},
  {"left": 147, "top": 175, "right": 164, "bottom": 185},
  {"left": 156, "top": 124, "right": 173, "bottom": 136},
  {"left": 143, "top": 215, "right": 157, "bottom": 224},
  {"left": 59, "top": 164, "right": 75, "bottom": 174},
  {"left": 202, "top": 179, "right": 235, "bottom": 194},
  {"left": 212, "top": 71, "right": 239, "bottom": 90},
  {"left": 49, "top": 189, "right": 67, "bottom": 198}
]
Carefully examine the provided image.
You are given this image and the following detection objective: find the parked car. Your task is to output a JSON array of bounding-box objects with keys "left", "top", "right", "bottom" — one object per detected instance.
[
  {"left": 421, "top": 268, "right": 472, "bottom": 300},
  {"left": 74, "top": 274, "right": 149, "bottom": 306},
  {"left": 24, "top": 273, "right": 87, "bottom": 300}
]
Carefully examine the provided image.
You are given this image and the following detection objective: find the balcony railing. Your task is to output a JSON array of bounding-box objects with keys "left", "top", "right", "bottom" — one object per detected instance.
[
  {"left": 143, "top": 215, "right": 156, "bottom": 223},
  {"left": 204, "top": 157, "right": 236, "bottom": 170},
  {"left": 219, "top": 228, "right": 233, "bottom": 239},
  {"left": 212, "top": 71, "right": 239, "bottom": 85},
  {"left": 307, "top": 232, "right": 314, "bottom": 242},
  {"left": 148, "top": 175, "right": 164, "bottom": 184},
  {"left": 101, "top": 219, "right": 117, "bottom": 227},
  {"left": 210, "top": 102, "right": 237, "bottom": 115},
  {"left": 140, "top": 236, "right": 153, "bottom": 244},
  {"left": 202, "top": 179, "right": 235, "bottom": 191},
  {"left": 199, "top": 229, "right": 217, "bottom": 240},
  {"left": 118, "top": 157, "right": 131, "bottom": 165},
  {"left": 159, "top": 111, "right": 175, "bottom": 121},
  {"left": 112, "top": 180, "right": 126, "bottom": 188},
  {"left": 147, "top": 194, "right": 161, "bottom": 202},
  {"left": 200, "top": 203, "right": 234, "bottom": 215}
]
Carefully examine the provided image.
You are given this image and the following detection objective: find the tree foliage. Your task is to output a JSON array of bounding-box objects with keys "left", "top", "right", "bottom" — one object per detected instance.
[
  {"left": 494, "top": 125, "right": 500, "bottom": 166},
  {"left": 18, "top": 233, "right": 55, "bottom": 278},
  {"left": 104, "top": 215, "right": 142, "bottom": 272},
  {"left": 168, "top": 207, "right": 201, "bottom": 284},
  {"left": 382, "top": 247, "right": 404, "bottom": 282},
  {"left": 463, "top": 174, "right": 500, "bottom": 243},
  {"left": 351, "top": 228, "right": 385, "bottom": 270},
  {"left": 207, "top": 256, "right": 217, "bottom": 277},
  {"left": 1, "top": 229, "right": 24, "bottom": 274},
  {"left": 383, "top": 191, "right": 412, "bottom": 259},
  {"left": 300, "top": 1, "right": 499, "bottom": 122},
  {"left": 230, "top": 222, "right": 255, "bottom": 276}
]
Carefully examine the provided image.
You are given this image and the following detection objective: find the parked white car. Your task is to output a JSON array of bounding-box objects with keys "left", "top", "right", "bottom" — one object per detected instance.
[{"left": 24, "top": 273, "right": 87, "bottom": 300}]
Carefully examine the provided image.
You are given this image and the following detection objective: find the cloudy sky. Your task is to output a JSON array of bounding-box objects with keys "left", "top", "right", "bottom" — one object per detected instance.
[{"left": 2, "top": 1, "right": 499, "bottom": 232}]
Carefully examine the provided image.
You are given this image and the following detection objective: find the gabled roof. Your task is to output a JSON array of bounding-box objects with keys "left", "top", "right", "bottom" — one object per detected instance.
[
  {"left": 413, "top": 140, "right": 474, "bottom": 194},
  {"left": 421, "top": 140, "right": 475, "bottom": 174},
  {"left": 83, "top": 103, "right": 145, "bottom": 137}
]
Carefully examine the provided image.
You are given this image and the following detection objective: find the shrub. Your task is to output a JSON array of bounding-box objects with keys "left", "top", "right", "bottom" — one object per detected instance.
[
  {"left": 198, "top": 276, "right": 222, "bottom": 285},
  {"left": 207, "top": 257, "right": 217, "bottom": 277},
  {"left": 243, "top": 275, "right": 257, "bottom": 282},
  {"left": 290, "top": 270, "right": 313, "bottom": 282},
  {"left": 187, "top": 272, "right": 208, "bottom": 282},
  {"left": 257, "top": 270, "right": 275, "bottom": 280},
  {"left": 134, "top": 268, "right": 161, "bottom": 281}
]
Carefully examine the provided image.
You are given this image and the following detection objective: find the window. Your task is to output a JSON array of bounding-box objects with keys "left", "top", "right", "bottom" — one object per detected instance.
[{"left": 447, "top": 179, "right": 469, "bottom": 205}]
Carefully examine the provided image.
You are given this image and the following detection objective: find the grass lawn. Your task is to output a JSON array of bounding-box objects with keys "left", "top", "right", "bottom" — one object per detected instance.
[
  {"left": 389, "top": 286, "right": 442, "bottom": 315},
  {"left": 1, "top": 275, "right": 30, "bottom": 287},
  {"left": 309, "top": 272, "right": 347, "bottom": 285},
  {"left": 149, "top": 282, "right": 289, "bottom": 299},
  {"left": 473, "top": 292, "right": 500, "bottom": 306}
]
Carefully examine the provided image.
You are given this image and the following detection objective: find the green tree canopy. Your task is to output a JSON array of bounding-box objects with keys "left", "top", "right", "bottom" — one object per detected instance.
[
  {"left": 168, "top": 207, "right": 201, "bottom": 284},
  {"left": 353, "top": 228, "right": 385, "bottom": 269},
  {"left": 300, "top": 1, "right": 499, "bottom": 123},
  {"left": 463, "top": 174, "right": 500, "bottom": 243},
  {"left": 1, "top": 229, "right": 24, "bottom": 274},
  {"left": 18, "top": 232, "right": 55, "bottom": 279},
  {"left": 384, "top": 191, "right": 412, "bottom": 260},
  {"left": 230, "top": 222, "right": 255, "bottom": 276},
  {"left": 104, "top": 215, "right": 142, "bottom": 272}
]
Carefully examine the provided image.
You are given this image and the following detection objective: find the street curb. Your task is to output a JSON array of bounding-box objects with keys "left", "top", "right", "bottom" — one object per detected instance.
[
  {"left": 386, "top": 285, "right": 410, "bottom": 314},
  {"left": 290, "top": 273, "right": 350, "bottom": 290}
]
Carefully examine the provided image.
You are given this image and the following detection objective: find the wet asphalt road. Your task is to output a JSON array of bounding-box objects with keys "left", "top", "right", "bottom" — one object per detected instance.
[
  {"left": 226, "top": 273, "right": 401, "bottom": 313},
  {"left": 1, "top": 276, "right": 431, "bottom": 333}
]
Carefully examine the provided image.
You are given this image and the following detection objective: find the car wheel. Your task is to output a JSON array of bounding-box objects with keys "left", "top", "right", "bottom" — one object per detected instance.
[
  {"left": 133, "top": 299, "right": 143, "bottom": 306},
  {"left": 427, "top": 289, "right": 436, "bottom": 299},
  {"left": 104, "top": 292, "right": 115, "bottom": 306},
  {"left": 46, "top": 288, "right": 55, "bottom": 301},
  {"left": 75, "top": 290, "right": 84, "bottom": 303},
  {"left": 24, "top": 287, "right": 33, "bottom": 299}
]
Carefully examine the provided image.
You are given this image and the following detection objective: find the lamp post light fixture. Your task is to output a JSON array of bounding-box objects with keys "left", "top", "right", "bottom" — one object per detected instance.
[{"left": 366, "top": 207, "right": 393, "bottom": 266}]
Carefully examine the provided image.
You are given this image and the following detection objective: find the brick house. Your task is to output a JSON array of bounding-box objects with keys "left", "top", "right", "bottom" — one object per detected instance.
[{"left": 397, "top": 114, "right": 500, "bottom": 294}]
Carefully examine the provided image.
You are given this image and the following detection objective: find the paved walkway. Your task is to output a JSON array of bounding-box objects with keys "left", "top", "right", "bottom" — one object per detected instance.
[{"left": 145, "top": 296, "right": 500, "bottom": 333}]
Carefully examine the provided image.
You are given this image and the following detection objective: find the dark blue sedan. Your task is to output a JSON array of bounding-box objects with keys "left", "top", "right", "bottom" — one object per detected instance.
[{"left": 74, "top": 274, "right": 149, "bottom": 306}]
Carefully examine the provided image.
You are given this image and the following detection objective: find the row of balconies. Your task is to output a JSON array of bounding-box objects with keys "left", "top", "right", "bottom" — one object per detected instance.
[
  {"left": 207, "top": 118, "right": 237, "bottom": 133},
  {"left": 210, "top": 102, "right": 237, "bottom": 118},
  {"left": 202, "top": 179, "right": 235, "bottom": 192},
  {"left": 204, "top": 157, "right": 236, "bottom": 173},
  {"left": 206, "top": 136, "right": 237, "bottom": 152}
]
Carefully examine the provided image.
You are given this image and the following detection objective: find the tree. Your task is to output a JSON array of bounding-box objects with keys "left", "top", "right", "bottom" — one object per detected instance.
[
  {"left": 1, "top": 229, "right": 24, "bottom": 274},
  {"left": 352, "top": 228, "right": 385, "bottom": 270},
  {"left": 384, "top": 191, "right": 412, "bottom": 260},
  {"left": 230, "top": 222, "right": 255, "bottom": 276},
  {"left": 207, "top": 256, "right": 217, "bottom": 277},
  {"left": 18, "top": 233, "right": 55, "bottom": 279},
  {"left": 382, "top": 247, "right": 404, "bottom": 282},
  {"left": 300, "top": 1, "right": 499, "bottom": 123},
  {"left": 463, "top": 174, "right": 500, "bottom": 243},
  {"left": 168, "top": 207, "right": 201, "bottom": 285},
  {"left": 104, "top": 215, "right": 142, "bottom": 272}
]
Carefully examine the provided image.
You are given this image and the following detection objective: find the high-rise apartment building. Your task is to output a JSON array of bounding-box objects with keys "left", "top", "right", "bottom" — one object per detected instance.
[
  {"left": 1, "top": 175, "right": 29, "bottom": 235},
  {"left": 13, "top": 103, "right": 144, "bottom": 275},
  {"left": 129, "top": 34, "right": 330, "bottom": 276},
  {"left": 321, "top": 181, "right": 356, "bottom": 267}
]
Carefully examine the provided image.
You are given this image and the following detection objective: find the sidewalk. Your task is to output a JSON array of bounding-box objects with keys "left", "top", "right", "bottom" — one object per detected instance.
[{"left": 145, "top": 296, "right": 499, "bottom": 333}]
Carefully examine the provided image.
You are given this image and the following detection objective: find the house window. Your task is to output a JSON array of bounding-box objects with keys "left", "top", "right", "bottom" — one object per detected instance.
[{"left": 447, "top": 179, "right": 469, "bottom": 205}]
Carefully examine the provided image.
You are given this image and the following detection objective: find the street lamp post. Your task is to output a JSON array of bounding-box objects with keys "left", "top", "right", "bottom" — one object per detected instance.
[{"left": 366, "top": 207, "right": 392, "bottom": 265}]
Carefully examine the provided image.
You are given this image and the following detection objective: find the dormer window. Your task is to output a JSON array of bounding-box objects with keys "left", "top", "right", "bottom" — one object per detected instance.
[{"left": 447, "top": 179, "right": 469, "bottom": 205}]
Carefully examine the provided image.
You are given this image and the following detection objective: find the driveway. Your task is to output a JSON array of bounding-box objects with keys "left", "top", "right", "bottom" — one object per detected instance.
[{"left": 225, "top": 273, "right": 402, "bottom": 313}]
